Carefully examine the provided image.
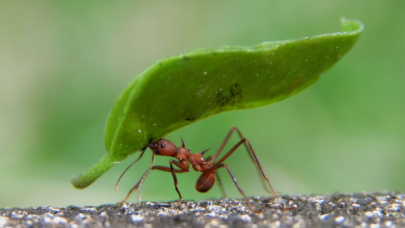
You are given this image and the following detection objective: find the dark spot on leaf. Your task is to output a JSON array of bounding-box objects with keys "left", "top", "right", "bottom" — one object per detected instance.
[
  {"left": 185, "top": 117, "right": 197, "bottom": 121},
  {"left": 216, "top": 83, "right": 242, "bottom": 107}
]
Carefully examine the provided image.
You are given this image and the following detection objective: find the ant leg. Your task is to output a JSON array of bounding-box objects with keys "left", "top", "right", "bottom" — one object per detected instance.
[
  {"left": 210, "top": 126, "right": 239, "bottom": 163},
  {"left": 212, "top": 164, "right": 260, "bottom": 213},
  {"left": 117, "top": 153, "right": 155, "bottom": 205},
  {"left": 151, "top": 166, "right": 184, "bottom": 173},
  {"left": 115, "top": 148, "right": 147, "bottom": 191},
  {"left": 211, "top": 126, "right": 273, "bottom": 194},
  {"left": 207, "top": 139, "right": 284, "bottom": 208},
  {"left": 169, "top": 160, "right": 188, "bottom": 203},
  {"left": 152, "top": 165, "right": 188, "bottom": 203},
  {"left": 151, "top": 161, "right": 189, "bottom": 203},
  {"left": 214, "top": 171, "right": 227, "bottom": 198}
]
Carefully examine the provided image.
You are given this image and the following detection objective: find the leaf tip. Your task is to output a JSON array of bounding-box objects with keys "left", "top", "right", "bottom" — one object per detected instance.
[
  {"left": 70, "top": 155, "right": 116, "bottom": 189},
  {"left": 340, "top": 17, "right": 364, "bottom": 33}
]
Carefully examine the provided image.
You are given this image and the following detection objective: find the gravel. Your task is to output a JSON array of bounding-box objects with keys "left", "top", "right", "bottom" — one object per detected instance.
[{"left": 1, "top": 192, "right": 405, "bottom": 227}]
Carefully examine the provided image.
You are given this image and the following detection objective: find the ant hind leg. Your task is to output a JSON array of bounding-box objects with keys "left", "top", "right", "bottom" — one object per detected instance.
[
  {"left": 208, "top": 138, "right": 286, "bottom": 210},
  {"left": 206, "top": 155, "right": 227, "bottom": 198},
  {"left": 214, "top": 171, "right": 227, "bottom": 198},
  {"left": 211, "top": 127, "right": 273, "bottom": 194},
  {"left": 216, "top": 163, "right": 260, "bottom": 213}
]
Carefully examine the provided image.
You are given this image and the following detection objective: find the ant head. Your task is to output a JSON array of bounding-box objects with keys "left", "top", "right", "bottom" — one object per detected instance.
[{"left": 148, "top": 139, "right": 177, "bottom": 156}]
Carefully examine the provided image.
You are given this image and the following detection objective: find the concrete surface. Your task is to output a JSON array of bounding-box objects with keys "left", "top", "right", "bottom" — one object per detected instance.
[{"left": 1, "top": 192, "right": 404, "bottom": 227}]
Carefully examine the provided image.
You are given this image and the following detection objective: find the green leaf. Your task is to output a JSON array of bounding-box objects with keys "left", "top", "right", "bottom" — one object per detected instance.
[{"left": 72, "top": 18, "right": 364, "bottom": 189}]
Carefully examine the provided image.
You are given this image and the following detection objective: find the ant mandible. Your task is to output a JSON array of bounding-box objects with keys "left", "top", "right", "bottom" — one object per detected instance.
[{"left": 115, "top": 126, "right": 284, "bottom": 213}]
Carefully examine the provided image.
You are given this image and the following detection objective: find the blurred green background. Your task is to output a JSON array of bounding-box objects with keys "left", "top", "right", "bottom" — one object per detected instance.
[{"left": 1, "top": 1, "right": 404, "bottom": 208}]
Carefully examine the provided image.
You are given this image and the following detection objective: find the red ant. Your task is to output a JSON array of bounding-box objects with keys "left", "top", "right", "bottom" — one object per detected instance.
[{"left": 115, "top": 127, "right": 285, "bottom": 213}]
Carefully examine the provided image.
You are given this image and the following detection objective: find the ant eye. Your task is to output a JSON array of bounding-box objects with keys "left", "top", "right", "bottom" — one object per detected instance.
[{"left": 161, "top": 144, "right": 165, "bottom": 148}]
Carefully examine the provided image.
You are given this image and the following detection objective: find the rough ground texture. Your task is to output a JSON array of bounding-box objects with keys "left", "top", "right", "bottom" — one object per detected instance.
[{"left": 1, "top": 192, "right": 404, "bottom": 227}]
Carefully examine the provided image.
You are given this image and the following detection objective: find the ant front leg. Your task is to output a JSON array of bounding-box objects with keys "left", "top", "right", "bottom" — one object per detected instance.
[
  {"left": 115, "top": 148, "right": 147, "bottom": 192},
  {"left": 117, "top": 153, "right": 156, "bottom": 205},
  {"left": 152, "top": 160, "right": 189, "bottom": 203}
]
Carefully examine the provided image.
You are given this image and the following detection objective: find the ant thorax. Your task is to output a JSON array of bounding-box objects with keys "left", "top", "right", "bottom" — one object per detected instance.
[
  {"left": 176, "top": 147, "right": 189, "bottom": 159},
  {"left": 187, "top": 153, "right": 211, "bottom": 172}
]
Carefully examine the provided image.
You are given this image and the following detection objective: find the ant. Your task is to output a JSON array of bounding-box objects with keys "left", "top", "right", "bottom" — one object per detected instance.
[{"left": 115, "top": 127, "right": 286, "bottom": 213}]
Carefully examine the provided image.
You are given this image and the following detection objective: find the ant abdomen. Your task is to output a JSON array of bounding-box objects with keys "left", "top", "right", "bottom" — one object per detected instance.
[{"left": 195, "top": 172, "right": 215, "bottom": 193}]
